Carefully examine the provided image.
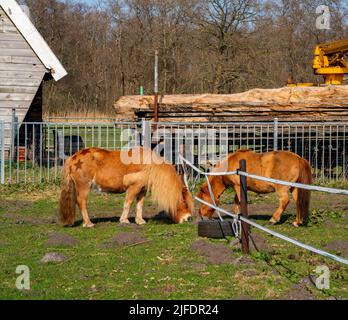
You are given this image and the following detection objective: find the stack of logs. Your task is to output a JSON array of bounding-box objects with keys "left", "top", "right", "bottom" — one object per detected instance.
[{"left": 113, "top": 85, "right": 348, "bottom": 122}]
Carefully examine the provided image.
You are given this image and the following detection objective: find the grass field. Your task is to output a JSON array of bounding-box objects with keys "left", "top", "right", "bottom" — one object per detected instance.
[{"left": 0, "top": 183, "right": 347, "bottom": 300}]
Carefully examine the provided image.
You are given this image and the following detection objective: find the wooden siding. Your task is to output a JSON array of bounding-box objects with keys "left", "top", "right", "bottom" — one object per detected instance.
[{"left": 0, "top": 7, "right": 47, "bottom": 149}]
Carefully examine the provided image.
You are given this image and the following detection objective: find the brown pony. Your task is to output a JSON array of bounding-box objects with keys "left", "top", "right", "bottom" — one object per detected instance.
[
  {"left": 197, "top": 150, "right": 312, "bottom": 227},
  {"left": 59, "top": 147, "right": 194, "bottom": 227}
]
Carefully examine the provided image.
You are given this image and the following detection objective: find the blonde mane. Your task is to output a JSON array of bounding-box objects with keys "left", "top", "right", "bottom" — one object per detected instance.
[{"left": 146, "top": 163, "right": 184, "bottom": 219}]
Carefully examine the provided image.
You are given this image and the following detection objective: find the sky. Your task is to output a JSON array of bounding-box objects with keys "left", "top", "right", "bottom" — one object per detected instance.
[{"left": 78, "top": 0, "right": 98, "bottom": 4}]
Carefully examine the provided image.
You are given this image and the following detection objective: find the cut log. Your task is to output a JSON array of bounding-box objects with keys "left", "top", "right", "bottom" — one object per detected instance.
[{"left": 113, "top": 85, "right": 348, "bottom": 122}]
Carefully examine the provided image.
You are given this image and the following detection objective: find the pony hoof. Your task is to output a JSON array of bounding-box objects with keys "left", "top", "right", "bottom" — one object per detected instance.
[
  {"left": 269, "top": 218, "right": 279, "bottom": 225},
  {"left": 120, "top": 219, "right": 130, "bottom": 224},
  {"left": 83, "top": 222, "right": 95, "bottom": 228},
  {"left": 293, "top": 222, "right": 300, "bottom": 228},
  {"left": 135, "top": 219, "right": 146, "bottom": 225}
]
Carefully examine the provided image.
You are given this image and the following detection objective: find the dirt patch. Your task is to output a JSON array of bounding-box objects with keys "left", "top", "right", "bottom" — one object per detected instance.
[
  {"left": 232, "top": 255, "right": 256, "bottom": 266},
  {"left": 0, "top": 200, "right": 33, "bottom": 213},
  {"left": 157, "top": 284, "right": 177, "bottom": 294},
  {"left": 283, "top": 277, "right": 316, "bottom": 300},
  {"left": 46, "top": 232, "right": 78, "bottom": 247},
  {"left": 250, "top": 233, "right": 272, "bottom": 253},
  {"left": 240, "top": 269, "right": 260, "bottom": 277},
  {"left": 41, "top": 252, "right": 68, "bottom": 263},
  {"left": 324, "top": 240, "right": 348, "bottom": 257},
  {"left": 191, "top": 240, "right": 235, "bottom": 265},
  {"left": 101, "top": 232, "right": 149, "bottom": 248},
  {"left": 3, "top": 213, "right": 56, "bottom": 225}
]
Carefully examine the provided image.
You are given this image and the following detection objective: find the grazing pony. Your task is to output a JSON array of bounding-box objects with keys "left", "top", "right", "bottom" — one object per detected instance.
[
  {"left": 197, "top": 150, "right": 312, "bottom": 227},
  {"left": 59, "top": 147, "right": 193, "bottom": 227}
]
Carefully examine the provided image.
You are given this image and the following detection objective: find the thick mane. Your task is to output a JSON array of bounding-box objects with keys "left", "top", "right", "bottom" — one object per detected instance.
[
  {"left": 146, "top": 163, "right": 183, "bottom": 219},
  {"left": 132, "top": 146, "right": 185, "bottom": 219}
]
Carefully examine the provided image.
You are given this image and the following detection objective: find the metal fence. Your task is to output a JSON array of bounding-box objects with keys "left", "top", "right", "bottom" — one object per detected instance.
[{"left": 0, "top": 119, "right": 347, "bottom": 184}]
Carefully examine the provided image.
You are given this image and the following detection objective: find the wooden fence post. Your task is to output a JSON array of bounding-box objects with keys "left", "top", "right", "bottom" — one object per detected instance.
[{"left": 239, "top": 159, "right": 250, "bottom": 254}]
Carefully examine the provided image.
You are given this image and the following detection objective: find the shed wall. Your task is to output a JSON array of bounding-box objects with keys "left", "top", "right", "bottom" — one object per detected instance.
[{"left": 0, "top": 7, "right": 46, "bottom": 149}]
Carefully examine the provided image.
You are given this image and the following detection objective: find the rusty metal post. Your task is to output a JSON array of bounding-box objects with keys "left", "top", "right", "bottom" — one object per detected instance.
[
  {"left": 154, "top": 50, "right": 159, "bottom": 127},
  {"left": 239, "top": 159, "right": 250, "bottom": 254}
]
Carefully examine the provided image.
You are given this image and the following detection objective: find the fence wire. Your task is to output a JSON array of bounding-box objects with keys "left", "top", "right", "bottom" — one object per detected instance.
[
  {"left": 0, "top": 120, "right": 348, "bottom": 184},
  {"left": 179, "top": 154, "right": 348, "bottom": 266}
]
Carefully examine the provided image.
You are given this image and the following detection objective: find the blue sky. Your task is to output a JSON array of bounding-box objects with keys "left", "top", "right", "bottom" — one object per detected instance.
[{"left": 79, "top": 0, "right": 98, "bottom": 3}]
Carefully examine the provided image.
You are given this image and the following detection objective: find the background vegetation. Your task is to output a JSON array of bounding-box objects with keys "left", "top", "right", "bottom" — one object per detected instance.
[{"left": 20, "top": 0, "right": 348, "bottom": 116}]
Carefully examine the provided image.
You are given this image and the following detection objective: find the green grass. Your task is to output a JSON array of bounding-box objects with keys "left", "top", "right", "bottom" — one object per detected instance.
[{"left": 0, "top": 184, "right": 347, "bottom": 300}]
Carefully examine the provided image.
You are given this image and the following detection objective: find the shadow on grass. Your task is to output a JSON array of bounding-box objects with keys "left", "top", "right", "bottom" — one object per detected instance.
[
  {"left": 248, "top": 213, "right": 293, "bottom": 224},
  {"left": 72, "top": 211, "right": 175, "bottom": 227}
]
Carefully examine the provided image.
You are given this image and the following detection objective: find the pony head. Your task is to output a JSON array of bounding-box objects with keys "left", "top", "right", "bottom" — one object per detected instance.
[
  {"left": 196, "top": 184, "right": 218, "bottom": 219},
  {"left": 174, "top": 186, "right": 194, "bottom": 223}
]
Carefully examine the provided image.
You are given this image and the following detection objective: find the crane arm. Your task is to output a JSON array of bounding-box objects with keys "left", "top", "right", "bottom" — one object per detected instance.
[
  {"left": 317, "top": 39, "right": 348, "bottom": 55},
  {"left": 313, "top": 38, "right": 348, "bottom": 84}
]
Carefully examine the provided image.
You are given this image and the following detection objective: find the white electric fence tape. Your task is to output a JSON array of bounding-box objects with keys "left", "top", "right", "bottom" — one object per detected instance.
[{"left": 179, "top": 155, "right": 348, "bottom": 266}]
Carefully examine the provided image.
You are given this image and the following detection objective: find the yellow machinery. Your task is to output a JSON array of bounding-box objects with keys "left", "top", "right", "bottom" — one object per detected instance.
[
  {"left": 313, "top": 38, "right": 348, "bottom": 85},
  {"left": 288, "top": 38, "right": 348, "bottom": 86}
]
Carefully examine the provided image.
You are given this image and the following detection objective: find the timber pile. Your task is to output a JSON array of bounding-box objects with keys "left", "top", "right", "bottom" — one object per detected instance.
[{"left": 113, "top": 85, "right": 348, "bottom": 122}]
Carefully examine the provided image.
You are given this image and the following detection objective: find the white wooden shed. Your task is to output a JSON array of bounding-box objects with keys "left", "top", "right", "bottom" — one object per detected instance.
[{"left": 0, "top": 0, "right": 67, "bottom": 151}]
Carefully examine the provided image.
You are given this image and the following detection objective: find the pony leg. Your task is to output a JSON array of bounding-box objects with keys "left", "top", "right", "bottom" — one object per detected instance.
[
  {"left": 119, "top": 185, "right": 140, "bottom": 224},
  {"left": 76, "top": 186, "right": 94, "bottom": 228},
  {"left": 135, "top": 190, "right": 146, "bottom": 225},
  {"left": 270, "top": 186, "right": 290, "bottom": 225},
  {"left": 291, "top": 188, "right": 302, "bottom": 227},
  {"left": 233, "top": 192, "right": 241, "bottom": 215}
]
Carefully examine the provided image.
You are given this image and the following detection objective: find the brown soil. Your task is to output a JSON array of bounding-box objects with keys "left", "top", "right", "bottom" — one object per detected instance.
[
  {"left": 41, "top": 252, "right": 68, "bottom": 263},
  {"left": 2, "top": 213, "right": 56, "bottom": 225},
  {"left": 157, "top": 284, "right": 177, "bottom": 294},
  {"left": 191, "top": 239, "right": 235, "bottom": 265},
  {"left": 232, "top": 255, "right": 256, "bottom": 266},
  {"left": 324, "top": 240, "right": 348, "bottom": 257},
  {"left": 240, "top": 269, "right": 260, "bottom": 277},
  {"left": 101, "top": 232, "right": 149, "bottom": 248},
  {"left": 0, "top": 200, "right": 33, "bottom": 212},
  {"left": 249, "top": 232, "right": 272, "bottom": 253},
  {"left": 46, "top": 232, "right": 78, "bottom": 247},
  {"left": 283, "top": 277, "right": 317, "bottom": 300}
]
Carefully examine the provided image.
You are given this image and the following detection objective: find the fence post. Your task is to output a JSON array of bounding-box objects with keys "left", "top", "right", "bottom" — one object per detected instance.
[
  {"left": 154, "top": 50, "right": 159, "bottom": 126},
  {"left": 0, "top": 120, "right": 4, "bottom": 184},
  {"left": 239, "top": 159, "right": 250, "bottom": 254},
  {"left": 11, "top": 109, "right": 17, "bottom": 161},
  {"left": 274, "top": 118, "right": 278, "bottom": 151},
  {"left": 141, "top": 119, "right": 151, "bottom": 148}
]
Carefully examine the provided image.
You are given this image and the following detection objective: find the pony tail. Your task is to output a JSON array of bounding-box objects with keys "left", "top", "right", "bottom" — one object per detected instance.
[
  {"left": 59, "top": 162, "right": 77, "bottom": 226},
  {"left": 146, "top": 164, "right": 183, "bottom": 219},
  {"left": 297, "top": 158, "right": 312, "bottom": 222}
]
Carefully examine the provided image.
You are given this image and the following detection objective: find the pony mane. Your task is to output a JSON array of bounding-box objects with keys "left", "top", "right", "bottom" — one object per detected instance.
[
  {"left": 185, "top": 188, "right": 194, "bottom": 214},
  {"left": 146, "top": 163, "right": 184, "bottom": 219}
]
